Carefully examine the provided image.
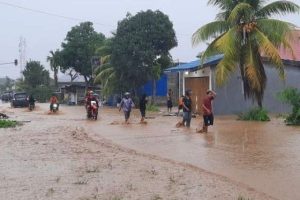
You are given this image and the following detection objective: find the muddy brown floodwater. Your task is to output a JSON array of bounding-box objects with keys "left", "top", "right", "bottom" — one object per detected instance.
[{"left": 0, "top": 102, "right": 299, "bottom": 200}]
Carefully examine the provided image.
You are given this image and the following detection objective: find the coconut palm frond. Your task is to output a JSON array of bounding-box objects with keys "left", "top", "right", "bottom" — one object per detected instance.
[
  {"left": 257, "top": 18, "right": 294, "bottom": 46},
  {"left": 192, "top": 21, "right": 229, "bottom": 46},
  {"left": 215, "top": 56, "right": 237, "bottom": 86},
  {"left": 101, "top": 55, "right": 111, "bottom": 64},
  {"left": 257, "top": 1, "right": 300, "bottom": 18},
  {"left": 94, "top": 63, "right": 111, "bottom": 75},
  {"left": 200, "top": 33, "right": 226, "bottom": 63},
  {"left": 97, "top": 67, "right": 114, "bottom": 80},
  {"left": 214, "top": 26, "right": 240, "bottom": 59},
  {"left": 254, "top": 28, "right": 285, "bottom": 79},
  {"left": 227, "top": 3, "right": 253, "bottom": 24}
]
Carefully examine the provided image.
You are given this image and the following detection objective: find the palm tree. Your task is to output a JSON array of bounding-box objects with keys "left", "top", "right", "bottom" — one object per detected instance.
[
  {"left": 47, "top": 50, "right": 61, "bottom": 88},
  {"left": 193, "top": 0, "right": 299, "bottom": 107},
  {"left": 94, "top": 39, "right": 118, "bottom": 95}
]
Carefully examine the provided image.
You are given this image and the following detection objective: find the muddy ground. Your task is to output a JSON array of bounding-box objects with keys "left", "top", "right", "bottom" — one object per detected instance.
[{"left": 0, "top": 103, "right": 297, "bottom": 200}]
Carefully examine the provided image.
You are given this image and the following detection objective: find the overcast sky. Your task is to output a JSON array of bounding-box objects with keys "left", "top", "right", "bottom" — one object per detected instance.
[{"left": 0, "top": 0, "right": 299, "bottom": 80}]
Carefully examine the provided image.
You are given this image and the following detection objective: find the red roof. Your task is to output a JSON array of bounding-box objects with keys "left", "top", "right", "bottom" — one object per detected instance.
[{"left": 278, "top": 29, "right": 300, "bottom": 61}]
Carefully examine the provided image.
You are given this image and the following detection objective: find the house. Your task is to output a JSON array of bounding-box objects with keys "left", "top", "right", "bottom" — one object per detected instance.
[
  {"left": 164, "top": 31, "right": 300, "bottom": 115},
  {"left": 58, "top": 82, "right": 101, "bottom": 105}
]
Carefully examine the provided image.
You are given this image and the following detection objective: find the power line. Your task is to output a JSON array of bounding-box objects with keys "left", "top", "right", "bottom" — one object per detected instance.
[
  {"left": 0, "top": 1, "right": 114, "bottom": 28},
  {"left": 0, "top": 1, "right": 195, "bottom": 38}
]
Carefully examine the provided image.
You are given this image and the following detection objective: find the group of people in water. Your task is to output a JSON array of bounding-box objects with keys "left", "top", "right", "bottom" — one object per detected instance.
[
  {"left": 117, "top": 88, "right": 216, "bottom": 133},
  {"left": 168, "top": 89, "right": 216, "bottom": 133},
  {"left": 28, "top": 88, "right": 216, "bottom": 133}
]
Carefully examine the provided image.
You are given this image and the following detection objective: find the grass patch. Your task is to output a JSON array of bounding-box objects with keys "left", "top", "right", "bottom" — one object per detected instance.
[
  {"left": 146, "top": 104, "right": 160, "bottom": 112},
  {"left": 237, "top": 107, "right": 270, "bottom": 121},
  {"left": 0, "top": 119, "right": 18, "bottom": 128}
]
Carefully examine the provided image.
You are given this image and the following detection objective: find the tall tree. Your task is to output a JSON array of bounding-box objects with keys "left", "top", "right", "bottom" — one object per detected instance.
[
  {"left": 47, "top": 49, "right": 61, "bottom": 88},
  {"left": 112, "top": 10, "right": 177, "bottom": 95},
  {"left": 59, "top": 22, "right": 105, "bottom": 87},
  {"left": 22, "top": 61, "right": 50, "bottom": 88},
  {"left": 192, "top": 0, "right": 299, "bottom": 107}
]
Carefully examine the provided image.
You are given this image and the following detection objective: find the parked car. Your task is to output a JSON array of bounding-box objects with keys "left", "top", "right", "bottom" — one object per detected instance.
[
  {"left": 1, "top": 91, "right": 13, "bottom": 102},
  {"left": 11, "top": 92, "right": 29, "bottom": 108}
]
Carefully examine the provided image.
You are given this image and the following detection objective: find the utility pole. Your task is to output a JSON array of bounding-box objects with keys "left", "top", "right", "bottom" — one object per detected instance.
[{"left": 19, "top": 37, "right": 26, "bottom": 80}]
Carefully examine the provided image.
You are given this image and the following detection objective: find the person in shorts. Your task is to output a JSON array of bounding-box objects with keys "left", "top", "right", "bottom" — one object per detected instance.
[
  {"left": 119, "top": 92, "right": 135, "bottom": 124},
  {"left": 182, "top": 90, "right": 192, "bottom": 127},
  {"left": 197, "top": 90, "right": 216, "bottom": 133},
  {"left": 139, "top": 94, "right": 148, "bottom": 123}
]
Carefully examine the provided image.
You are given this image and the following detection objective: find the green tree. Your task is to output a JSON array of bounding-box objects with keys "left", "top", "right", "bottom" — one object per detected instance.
[
  {"left": 112, "top": 10, "right": 177, "bottom": 95},
  {"left": 22, "top": 61, "right": 50, "bottom": 88},
  {"left": 0, "top": 76, "right": 14, "bottom": 92},
  {"left": 47, "top": 49, "right": 61, "bottom": 88},
  {"left": 59, "top": 22, "right": 105, "bottom": 87},
  {"left": 192, "top": 0, "right": 299, "bottom": 107}
]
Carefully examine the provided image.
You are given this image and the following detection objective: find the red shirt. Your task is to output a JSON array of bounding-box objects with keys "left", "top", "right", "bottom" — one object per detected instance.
[
  {"left": 50, "top": 96, "right": 58, "bottom": 104},
  {"left": 202, "top": 96, "right": 214, "bottom": 115}
]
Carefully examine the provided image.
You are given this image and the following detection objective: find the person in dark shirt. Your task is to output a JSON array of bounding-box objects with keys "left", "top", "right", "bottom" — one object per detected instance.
[
  {"left": 28, "top": 94, "right": 35, "bottom": 105},
  {"left": 182, "top": 90, "right": 192, "bottom": 127},
  {"left": 139, "top": 94, "right": 148, "bottom": 123},
  {"left": 167, "top": 89, "right": 173, "bottom": 113},
  {"left": 197, "top": 90, "right": 216, "bottom": 133}
]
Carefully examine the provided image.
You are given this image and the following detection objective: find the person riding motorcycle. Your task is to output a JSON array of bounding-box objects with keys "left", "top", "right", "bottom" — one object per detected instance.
[
  {"left": 85, "top": 91, "right": 99, "bottom": 116},
  {"left": 49, "top": 94, "right": 59, "bottom": 112}
]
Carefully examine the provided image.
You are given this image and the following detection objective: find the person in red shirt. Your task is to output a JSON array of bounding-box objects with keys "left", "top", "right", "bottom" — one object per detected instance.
[
  {"left": 49, "top": 95, "right": 59, "bottom": 111},
  {"left": 197, "top": 90, "right": 216, "bottom": 133}
]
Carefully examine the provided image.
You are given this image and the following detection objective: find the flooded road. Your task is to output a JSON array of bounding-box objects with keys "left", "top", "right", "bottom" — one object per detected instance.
[
  {"left": 89, "top": 106, "right": 300, "bottom": 200},
  {"left": 1, "top": 103, "right": 299, "bottom": 199}
]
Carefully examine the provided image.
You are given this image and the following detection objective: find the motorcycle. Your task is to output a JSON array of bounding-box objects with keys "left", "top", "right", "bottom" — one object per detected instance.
[
  {"left": 87, "top": 100, "right": 98, "bottom": 120},
  {"left": 51, "top": 103, "right": 59, "bottom": 113}
]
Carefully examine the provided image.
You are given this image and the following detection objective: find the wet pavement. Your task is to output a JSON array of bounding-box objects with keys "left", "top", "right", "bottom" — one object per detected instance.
[
  {"left": 1, "top": 103, "right": 300, "bottom": 200},
  {"left": 89, "top": 107, "right": 300, "bottom": 200}
]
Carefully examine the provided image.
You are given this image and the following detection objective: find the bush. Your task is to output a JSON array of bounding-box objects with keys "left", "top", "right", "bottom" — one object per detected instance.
[
  {"left": 277, "top": 87, "right": 300, "bottom": 125},
  {"left": 146, "top": 104, "right": 160, "bottom": 112},
  {"left": 0, "top": 120, "right": 18, "bottom": 128},
  {"left": 237, "top": 107, "right": 270, "bottom": 121}
]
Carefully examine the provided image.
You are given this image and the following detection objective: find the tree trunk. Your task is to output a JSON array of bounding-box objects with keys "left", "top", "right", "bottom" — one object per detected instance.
[
  {"left": 84, "top": 76, "right": 89, "bottom": 91},
  {"left": 257, "top": 96, "right": 263, "bottom": 108},
  {"left": 151, "top": 79, "right": 156, "bottom": 104}
]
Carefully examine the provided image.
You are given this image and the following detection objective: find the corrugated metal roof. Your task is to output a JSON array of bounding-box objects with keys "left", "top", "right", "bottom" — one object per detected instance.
[
  {"left": 164, "top": 54, "right": 223, "bottom": 73},
  {"left": 278, "top": 30, "right": 300, "bottom": 62}
]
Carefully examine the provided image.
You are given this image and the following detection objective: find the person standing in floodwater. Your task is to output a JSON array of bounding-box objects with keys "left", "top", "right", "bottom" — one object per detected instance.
[
  {"left": 119, "top": 92, "right": 135, "bottom": 124},
  {"left": 167, "top": 89, "right": 173, "bottom": 113},
  {"left": 139, "top": 94, "right": 148, "bottom": 123},
  {"left": 182, "top": 90, "right": 192, "bottom": 127},
  {"left": 197, "top": 90, "right": 216, "bottom": 133}
]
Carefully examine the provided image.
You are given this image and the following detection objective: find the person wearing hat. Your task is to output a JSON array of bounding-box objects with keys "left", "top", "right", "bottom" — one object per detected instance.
[
  {"left": 197, "top": 89, "right": 216, "bottom": 133},
  {"left": 119, "top": 92, "right": 135, "bottom": 124}
]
